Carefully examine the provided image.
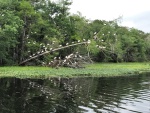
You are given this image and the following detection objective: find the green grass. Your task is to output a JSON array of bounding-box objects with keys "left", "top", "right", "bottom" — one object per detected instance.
[{"left": 0, "top": 62, "right": 150, "bottom": 78}]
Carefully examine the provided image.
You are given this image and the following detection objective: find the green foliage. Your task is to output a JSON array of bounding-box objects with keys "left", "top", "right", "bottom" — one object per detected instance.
[
  {"left": 87, "top": 39, "right": 99, "bottom": 56},
  {"left": 0, "top": 0, "right": 149, "bottom": 66},
  {"left": 0, "top": 7, "right": 23, "bottom": 65}
]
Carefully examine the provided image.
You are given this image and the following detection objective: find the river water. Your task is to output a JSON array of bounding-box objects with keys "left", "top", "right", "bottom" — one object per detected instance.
[{"left": 0, "top": 73, "right": 150, "bottom": 113}]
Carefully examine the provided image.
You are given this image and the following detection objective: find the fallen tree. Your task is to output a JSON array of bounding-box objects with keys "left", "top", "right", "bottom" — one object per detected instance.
[
  {"left": 19, "top": 40, "right": 91, "bottom": 68},
  {"left": 48, "top": 52, "right": 93, "bottom": 68}
]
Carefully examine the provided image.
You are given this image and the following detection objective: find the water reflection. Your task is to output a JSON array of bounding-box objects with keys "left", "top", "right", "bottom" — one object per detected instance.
[{"left": 0, "top": 73, "right": 150, "bottom": 113}]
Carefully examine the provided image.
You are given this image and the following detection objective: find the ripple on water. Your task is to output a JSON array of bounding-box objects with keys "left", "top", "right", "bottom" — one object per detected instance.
[{"left": 0, "top": 73, "right": 150, "bottom": 113}]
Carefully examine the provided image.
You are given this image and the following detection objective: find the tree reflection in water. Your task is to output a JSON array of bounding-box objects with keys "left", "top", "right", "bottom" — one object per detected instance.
[{"left": 0, "top": 73, "right": 150, "bottom": 113}]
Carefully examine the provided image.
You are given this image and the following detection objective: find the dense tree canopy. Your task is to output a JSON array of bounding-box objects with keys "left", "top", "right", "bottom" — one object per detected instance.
[{"left": 0, "top": 0, "right": 149, "bottom": 66}]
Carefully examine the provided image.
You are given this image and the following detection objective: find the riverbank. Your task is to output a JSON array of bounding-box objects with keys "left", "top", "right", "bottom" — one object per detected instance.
[{"left": 0, "top": 62, "right": 150, "bottom": 78}]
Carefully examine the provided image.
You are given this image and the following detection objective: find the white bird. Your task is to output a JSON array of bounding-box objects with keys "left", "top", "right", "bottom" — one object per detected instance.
[
  {"left": 66, "top": 43, "right": 69, "bottom": 45},
  {"left": 94, "top": 36, "right": 97, "bottom": 40},
  {"left": 99, "top": 46, "right": 106, "bottom": 49},
  {"left": 44, "top": 48, "right": 47, "bottom": 51},
  {"left": 87, "top": 40, "right": 91, "bottom": 44},
  {"left": 67, "top": 55, "right": 71, "bottom": 59},
  {"left": 79, "top": 55, "right": 82, "bottom": 58},
  {"left": 63, "top": 59, "right": 66, "bottom": 63}
]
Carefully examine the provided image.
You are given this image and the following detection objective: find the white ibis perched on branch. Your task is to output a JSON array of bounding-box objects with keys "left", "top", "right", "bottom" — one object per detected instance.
[
  {"left": 49, "top": 48, "right": 53, "bottom": 51},
  {"left": 79, "top": 55, "right": 82, "bottom": 58},
  {"left": 87, "top": 40, "right": 91, "bottom": 44}
]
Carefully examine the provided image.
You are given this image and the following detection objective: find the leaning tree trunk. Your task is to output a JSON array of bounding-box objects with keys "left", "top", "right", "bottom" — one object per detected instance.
[{"left": 19, "top": 40, "right": 91, "bottom": 65}]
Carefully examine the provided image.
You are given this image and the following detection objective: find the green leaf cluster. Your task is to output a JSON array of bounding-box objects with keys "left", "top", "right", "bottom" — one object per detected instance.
[{"left": 0, "top": 0, "right": 150, "bottom": 66}]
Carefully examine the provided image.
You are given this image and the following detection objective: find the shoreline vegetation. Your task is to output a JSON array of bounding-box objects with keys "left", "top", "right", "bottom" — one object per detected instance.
[{"left": 0, "top": 62, "right": 150, "bottom": 78}]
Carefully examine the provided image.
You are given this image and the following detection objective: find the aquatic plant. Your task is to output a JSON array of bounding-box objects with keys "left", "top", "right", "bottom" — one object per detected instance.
[{"left": 0, "top": 63, "right": 150, "bottom": 78}]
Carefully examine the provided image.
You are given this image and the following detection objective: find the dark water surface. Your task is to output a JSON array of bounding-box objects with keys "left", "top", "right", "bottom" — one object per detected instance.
[{"left": 0, "top": 73, "right": 150, "bottom": 113}]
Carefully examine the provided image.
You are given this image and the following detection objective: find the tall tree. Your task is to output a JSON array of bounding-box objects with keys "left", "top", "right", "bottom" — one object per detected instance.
[{"left": 0, "top": 0, "right": 23, "bottom": 65}]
